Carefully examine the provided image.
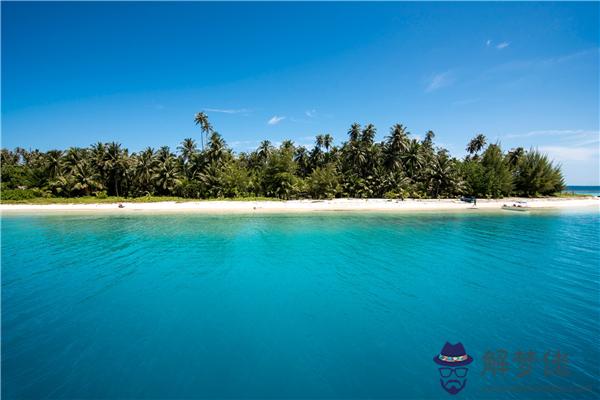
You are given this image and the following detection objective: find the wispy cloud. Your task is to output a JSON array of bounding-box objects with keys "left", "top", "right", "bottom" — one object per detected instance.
[
  {"left": 267, "top": 116, "right": 285, "bottom": 125},
  {"left": 503, "top": 129, "right": 598, "bottom": 139},
  {"left": 485, "top": 40, "right": 510, "bottom": 50},
  {"left": 305, "top": 109, "right": 317, "bottom": 118},
  {"left": 538, "top": 146, "right": 598, "bottom": 162},
  {"left": 425, "top": 71, "right": 455, "bottom": 93},
  {"left": 485, "top": 48, "right": 598, "bottom": 77},
  {"left": 229, "top": 140, "right": 260, "bottom": 151},
  {"left": 204, "top": 108, "right": 250, "bottom": 114},
  {"left": 502, "top": 129, "right": 599, "bottom": 163}
]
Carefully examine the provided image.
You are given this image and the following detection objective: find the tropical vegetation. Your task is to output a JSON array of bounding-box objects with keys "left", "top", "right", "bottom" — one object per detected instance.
[{"left": 1, "top": 113, "right": 566, "bottom": 201}]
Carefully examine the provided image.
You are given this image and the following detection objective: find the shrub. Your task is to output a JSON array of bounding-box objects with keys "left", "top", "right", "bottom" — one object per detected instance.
[{"left": 1, "top": 188, "right": 43, "bottom": 200}]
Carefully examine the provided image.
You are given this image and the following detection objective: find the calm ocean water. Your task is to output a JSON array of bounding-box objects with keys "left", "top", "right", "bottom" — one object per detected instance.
[
  {"left": 2, "top": 209, "right": 599, "bottom": 399},
  {"left": 565, "top": 186, "right": 600, "bottom": 196}
]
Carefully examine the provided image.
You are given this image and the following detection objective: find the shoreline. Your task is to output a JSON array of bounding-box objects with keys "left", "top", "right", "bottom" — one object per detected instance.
[{"left": 1, "top": 197, "right": 598, "bottom": 215}]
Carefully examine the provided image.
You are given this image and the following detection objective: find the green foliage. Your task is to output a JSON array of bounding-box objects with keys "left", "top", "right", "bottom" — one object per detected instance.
[
  {"left": 1, "top": 188, "right": 46, "bottom": 200},
  {"left": 480, "top": 144, "right": 513, "bottom": 198},
  {"left": 307, "top": 164, "right": 340, "bottom": 199},
  {"left": 0, "top": 116, "right": 566, "bottom": 202},
  {"left": 514, "top": 149, "right": 565, "bottom": 196}
]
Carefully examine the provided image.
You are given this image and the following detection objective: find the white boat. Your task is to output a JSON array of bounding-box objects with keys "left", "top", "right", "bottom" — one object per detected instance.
[{"left": 502, "top": 201, "right": 530, "bottom": 211}]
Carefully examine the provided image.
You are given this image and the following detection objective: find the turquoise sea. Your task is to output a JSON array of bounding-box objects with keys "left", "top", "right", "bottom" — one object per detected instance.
[
  {"left": 2, "top": 209, "right": 599, "bottom": 399},
  {"left": 565, "top": 186, "right": 600, "bottom": 197}
]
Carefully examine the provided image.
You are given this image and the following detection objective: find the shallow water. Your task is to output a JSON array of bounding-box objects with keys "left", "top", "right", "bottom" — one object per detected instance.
[{"left": 2, "top": 209, "right": 599, "bottom": 399}]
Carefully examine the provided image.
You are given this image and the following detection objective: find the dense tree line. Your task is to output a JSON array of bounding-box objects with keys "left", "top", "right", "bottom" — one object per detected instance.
[{"left": 1, "top": 114, "right": 565, "bottom": 200}]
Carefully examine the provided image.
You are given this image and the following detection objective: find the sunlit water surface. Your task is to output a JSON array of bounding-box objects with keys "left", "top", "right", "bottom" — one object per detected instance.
[{"left": 2, "top": 209, "right": 599, "bottom": 399}]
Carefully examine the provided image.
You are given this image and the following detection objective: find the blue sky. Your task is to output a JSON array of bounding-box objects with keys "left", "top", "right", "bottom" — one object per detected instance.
[{"left": 2, "top": 2, "right": 599, "bottom": 184}]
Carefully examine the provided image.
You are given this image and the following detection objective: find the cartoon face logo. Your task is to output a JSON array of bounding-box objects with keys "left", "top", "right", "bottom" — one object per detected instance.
[{"left": 433, "top": 342, "right": 473, "bottom": 395}]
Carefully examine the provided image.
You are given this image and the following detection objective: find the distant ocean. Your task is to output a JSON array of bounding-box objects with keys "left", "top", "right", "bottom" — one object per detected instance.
[
  {"left": 2, "top": 210, "right": 599, "bottom": 399},
  {"left": 565, "top": 186, "right": 600, "bottom": 196}
]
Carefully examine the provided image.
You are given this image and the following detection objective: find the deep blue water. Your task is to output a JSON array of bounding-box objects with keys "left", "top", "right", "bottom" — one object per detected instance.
[
  {"left": 2, "top": 209, "right": 599, "bottom": 399},
  {"left": 565, "top": 186, "right": 600, "bottom": 196}
]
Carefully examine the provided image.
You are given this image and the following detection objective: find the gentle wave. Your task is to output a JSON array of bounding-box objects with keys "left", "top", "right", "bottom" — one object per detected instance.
[{"left": 2, "top": 211, "right": 599, "bottom": 399}]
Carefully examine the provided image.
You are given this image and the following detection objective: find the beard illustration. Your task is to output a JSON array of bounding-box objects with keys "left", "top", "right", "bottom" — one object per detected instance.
[{"left": 440, "top": 378, "right": 467, "bottom": 395}]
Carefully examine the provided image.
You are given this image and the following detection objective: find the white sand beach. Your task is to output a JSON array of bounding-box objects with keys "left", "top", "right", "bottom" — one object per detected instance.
[{"left": 1, "top": 197, "right": 598, "bottom": 214}]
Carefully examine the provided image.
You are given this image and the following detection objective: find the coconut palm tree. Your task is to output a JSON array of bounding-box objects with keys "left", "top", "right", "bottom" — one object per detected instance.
[
  {"left": 281, "top": 140, "right": 295, "bottom": 152},
  {"left": 323, "top": 134, "right": 333, "bottom": 152},
  {"left": 105, "top": 142, "right": 128, "bottom": 196},
  {"left": 71, "top": 160, "right": 104, "bottom": 196},
  {"left": 178, "top": 138, "right": 197, "bottom": 164},
  {"left": 384, "top": 124, "right": 410, "bottom": 171},
  {"left": 194, "top": 111, "right": 213, "bottom": 150},
  {"left": 466, "top": 134, "right": 487, "bottom": 156},
  {"left": 153, "top": 157, "right": 182, "bottom": 195},
  {"left": 423, "top": 130, "right": 435, "bottom": 147},
  {"left": 134, "top": 147, "right": 156, "bottom": 195},
  {"left": 506, "top": 147, "right": 525, "bottom": 168},
  {"left": 361, "top": 124, "right": 376, "bottom": 145},
  {"left": 257, "top": 140, "right": 272, "bottom": 164},
  {"left": 401, "top": 139, "right": 424, "bottom": 180},
  {"left": 315, "top": 135, "right": 324, "bottom": 150},
  {"left": 45, "top": 150, "right": 63, "bottom": 179}
]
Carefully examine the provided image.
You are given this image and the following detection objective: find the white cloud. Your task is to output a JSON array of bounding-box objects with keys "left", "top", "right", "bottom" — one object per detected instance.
[
  {"left": 425, "top": 71, "right": 454, "bottom": 93},
  {"left": 305, "top": 109, "right": 317, "bottom": 118},
  {"left": 486, "top": 39, "right": 492, "bottom": 47},
  {"left": 504, "top": 129, "right": 598, "bottom": 139},
  {"left": 496, "top": 42, "right": 510, "bottom": 50},
  {"left": 229, "top": 140, "right": 260, "bottom": 151},
  {"left": 267, "top": 116, "right": 285, "bottom": 125},
  {"left": 538, "top": 146, "right": 598, "bottom": 162},
  {"left": 204, "top": 108, "right": 250, "bottom": 114}
]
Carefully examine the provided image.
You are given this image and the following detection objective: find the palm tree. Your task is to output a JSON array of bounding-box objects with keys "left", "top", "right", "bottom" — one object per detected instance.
[
  {"left": 315, "top": 135, "right": 324, "bottom": 150},
  {"left": 466, "top": 134, "right": 487, "bottom": 156},
  {"left": 206, "top": 131, "right": 228, "bottom": 164},
  {"left": 348, "top": 123, "right": 361, "bottom": 143},
  {"left": 45, "top": 150, "right": 63, "bottom": 179},
  {"left": 423, "top": 130, "right": 435, "bottom": 147},
  {"left": 156, "top": 146, "right": 172, "bottom": 163},
  {"left": 323, "top": 134, "right": 333, "bottom": 152},
  {"left": 71, "top": 160, "right": 104, "bottom": 196},
  {"left": 429, "top": 150, "right": 461, "bottom": 198},
  {"left": 178, "top": 138, "right": 197, "bottom": 164},
  {"left": 507, "top": 147, "right": 525, "bottom": 168},
  {"left": 257, "top": 140, "right": 272, "bottom": 164},
  {"left": 281, "top": 140, "right": 295, "bottom": 152},
  {"left": 294, "top": 146, "right": 311, "bottom": 177},
  {"left": 90, "top": 142, "right": 107, "bottom": 182},
  {"left": 361, "top": 124, "right": 376, "bottom": 145},
  {"left": 105, "top": 142, "right": 128, "bottom": 196},
  {"left": 401, "top": 139, "right": 424, "bottom": 179},
  {"left": 153, "top": 157, "right": 183, "bottom": 195},
  {"left": 134, "top": 147, "right": 156, "bottom": 195},
  {"left": 384, "top": 124, "right": 410, "bottom": 171},
  {"left": 194, "top": 112, "right": 213, "bottom": 150}
]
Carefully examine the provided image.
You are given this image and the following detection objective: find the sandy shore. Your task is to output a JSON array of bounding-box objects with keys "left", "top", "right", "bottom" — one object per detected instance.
[{"left": 1, "top": 197, "right": 598, "bottom": 214}]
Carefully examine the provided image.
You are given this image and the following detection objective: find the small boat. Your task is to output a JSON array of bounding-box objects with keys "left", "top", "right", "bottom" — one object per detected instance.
[{"left": 502, "top": 201, "right": 529, "bottom": 211}]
